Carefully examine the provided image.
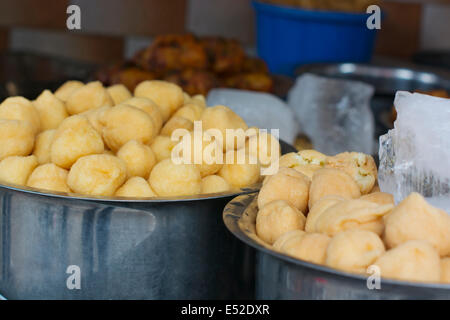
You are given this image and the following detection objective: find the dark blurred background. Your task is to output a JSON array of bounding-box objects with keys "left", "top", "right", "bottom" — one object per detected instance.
[{"left": 0, "top": 0, "right": 448, "bottom": 64}]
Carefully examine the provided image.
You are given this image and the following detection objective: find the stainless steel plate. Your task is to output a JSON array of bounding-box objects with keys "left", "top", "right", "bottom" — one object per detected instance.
[
  {"left": 223, "top": 193, "right": 450, "bottom": 300},
  {"left": 297, "top": 63, "right": 450, "bottom": 95}
]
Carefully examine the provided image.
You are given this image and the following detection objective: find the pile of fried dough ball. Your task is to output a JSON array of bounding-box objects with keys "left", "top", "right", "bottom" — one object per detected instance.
[
  {"left": 255, "top": 150, "right": 450, "bottom": 284},
  {"left": 0, "top": 80, "right": 276, "bottom": 198}
]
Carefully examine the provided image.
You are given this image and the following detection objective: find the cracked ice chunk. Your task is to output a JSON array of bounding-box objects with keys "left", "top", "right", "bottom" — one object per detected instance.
[
  {"left": 206, "top": 88, "right": 300, "bottom": 145},
  {"left": 287, "top": 73, "right": 375, "bottom": 155},
  {"left": 378, "top": 91, "right": 450, "bottom": 212}
]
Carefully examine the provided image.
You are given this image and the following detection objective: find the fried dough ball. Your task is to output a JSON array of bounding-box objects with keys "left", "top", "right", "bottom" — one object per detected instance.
[
  {"left": 325, "top": 230, "right": 385, "bottom": 273},
  {"left": 50, "top": 115, "right": 104, "bottom": 169},
  {"left": 201, "top": 36, "right": 245, "bottom": 74},
  {"left": 0, "top": 96, "right": 41, "bottom": 133},
  {"left": 134, "top": 80, "right": 184, "bottom": 121},
  {"left": 106, "top": 66, "right": 157, "bottom": 92},
  {"left": 360, "top": 192, "right": 394, "bottom": 206},
  {"left": 218, "top": 150, "right": 260, "bottom": 189},
  {"left": 296, "top": 149, "right": 327, "bottom": 165},
  {"left": 314, "top": 199, "right": 394, "bottom": 236},
  {"left": 103, "top": 149, "right": 114, "bottom": 155},
  {"left": 66, "top": 81, "right": 113, "bottom": 115},
  {"left": 115, "top": 176, "right": 157, "bottom": 198},
  {"left": 123, "top": 97, "right": 163, "bottom": 133},
  {"left": 279, "top": 149, "right": 327, "bottom": 180},
  {"left": 370, "top": 184, "right": 381, "bottom": 193},
  {"left": 33, "top": 129, "right": 56, "bottom": 164},
  {"left": 134, "top": 34, "right": 208, "bottom": 73},
  {"left": 188, "top": 94, "right": 207, "bottom": 109},
  {"left": 224, "top": 72, "right": 273, "bottom": 93},
  {"left": 325, "top": 152, "right": 377, "bottom": 194},
  {"left": 257, "top": 167, "right": 310, "bottom": 213},
  {"left": 183, "top": 92, "right": 191, "bottom": 104},
  {"left": 0, "top": 155, "right": 38, "bottom": 186},
  {"left": 150, "top": 135, "right": 178, "bottom": 162},
  {"left": 256, "top": 200, "right": 306, "bottom": 245},
  {"left": 27, "top": 163, "right": 70, "bottom": 193},
  {"left": 161, "top": 116, "right": 194, "bottom": 137},
  {"left": 201, "top": 105, "right": 248, "bottom": 151},
  {"left": 106, "top": 84, "right": 132, "bottom": 105},
  {"left": 175, "top": 133, "right": 223, "bottom": 177},
  {"left": 278, "top": 152, "right": 300, "bottom": 168},
  {"left": 441, "top": 258, "right": 450, "bottom": 284},
  {"left": 100, "top": 104, "right": 156, "bottom": 152},
  {"left": 308, "top": 168, "right": 361, "bottom": 209},
  {"left": 163, "top": 69, "right": 219, "bottom": 96},
  {"left": 148, "top": 159, "right": 201, "bottom": 196},
  {"left": 173, "top": 103, "right": 203, "bottom": 122},
  {"left": 54, "top": 80, "right": 84, "bottom": 102},
  {"left": 0, "top": 120, "right": 35, "bottom": 160},
  {"left": 246, "top": 130, "right": 281, "bottom": 169},
  {"left": 273, "top": 230, "right": 305, "bottom": 251},
  {"left": 305, "top": 195, "right": 346, "bottom": 233},
  {"left": 116, "top": 140, "right": 156, "bottom": 179},
  {"left": 275, "top": 231, "right": 331, "bottom": 264},
  {"left": 201, "top": 175, "right": 230, "bottom": 194},
  {"left": 33, "top": 90, "right": 68, "bottom": 130},
  {"left": 80, "top": 106, "right": 111, "bottom": 135},
  {"left": 67, "top": 154, "right": 127, "bottom": 196},
  {"left": 373, "top": 240, "right": 441, "bottom": 283},
  {"left": 384, "top": 193, "right": 450, "bottom": 256}
]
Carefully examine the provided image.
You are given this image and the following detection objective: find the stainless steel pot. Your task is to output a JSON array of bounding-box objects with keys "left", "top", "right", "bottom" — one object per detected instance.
[
  {"left": 223, "top": 194, "right": 450, "bottom": 300},
  {"left": 0, "top": 141, "right": 295, "bottom": 300},
  {"left": 0, "top": 187, "right": 254, "bottom": 299}
]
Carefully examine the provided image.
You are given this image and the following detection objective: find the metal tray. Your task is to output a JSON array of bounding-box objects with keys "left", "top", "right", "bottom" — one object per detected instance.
[{"left": 223, "top": 193, "right": 450, "bottom": 300}]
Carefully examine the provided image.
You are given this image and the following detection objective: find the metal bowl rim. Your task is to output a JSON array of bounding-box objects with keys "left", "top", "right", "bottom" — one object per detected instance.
[
  {"left": 296, "top": 62, "right": 450, "bottom": 87},
  {"left": 0, "top": 181, "right": 259, "bottom": 203},
  {"left": 0, "top": 138, "right": 296, "bottom": 203},
  {"left": 223, "top": 193, "right": 450, "bottom": 291}
]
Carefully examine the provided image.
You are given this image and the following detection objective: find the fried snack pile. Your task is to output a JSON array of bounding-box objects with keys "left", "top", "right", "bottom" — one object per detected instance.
[
  {"left": 255, "top": 149, "right": 450, "bottom": 284},
  {"left": 96, "top": 34, "right": 273, "bottom": 96},
  {"left": 0, "top": 80, "right": 275, "bottom": 198}
]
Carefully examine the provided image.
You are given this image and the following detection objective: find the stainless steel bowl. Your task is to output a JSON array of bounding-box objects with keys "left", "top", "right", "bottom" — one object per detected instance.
[
  {"left": 223, "top": 194, "right": 450, "bottom": 300},
  {"left": 0, "top": 141, "right": 295, "bottom": 300},
  {"left": 0, "top": 186, "right": 255, "bottom": 300}
]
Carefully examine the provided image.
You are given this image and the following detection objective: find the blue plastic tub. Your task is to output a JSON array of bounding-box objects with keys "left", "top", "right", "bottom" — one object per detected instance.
[{"left": 253, "top": 1, "right": 379, "bottom": 76}]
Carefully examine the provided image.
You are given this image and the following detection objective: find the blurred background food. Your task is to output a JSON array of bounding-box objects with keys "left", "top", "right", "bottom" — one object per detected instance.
[
  {"left": 96, "top": 34, "right": 273, "bottom": 95},
  {"left": 0, "top": 0, "right": 449, "bottom": 155},
  {"left": 0, "top": 0, "right": 449, "bottom": 78}
]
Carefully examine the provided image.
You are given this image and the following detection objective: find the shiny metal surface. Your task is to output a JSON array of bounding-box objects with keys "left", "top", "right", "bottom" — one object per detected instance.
[
  {"left": 223, "top": 194, "right": 450, "bottom": 300},
  {"left": 296, "top": 63, "right": 450, "bottom": 95},
  {"left": 0, "top": 188, "right": 254, "bottom": 299},
  {"left": 0, "top": 142, "right": 295, "bottom": 300}
]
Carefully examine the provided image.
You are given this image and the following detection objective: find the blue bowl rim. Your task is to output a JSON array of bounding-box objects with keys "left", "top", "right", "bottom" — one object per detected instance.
[{"left": 252, "top": 0, "right": 379, "bottom": 23}]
